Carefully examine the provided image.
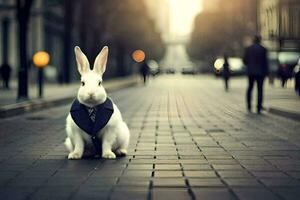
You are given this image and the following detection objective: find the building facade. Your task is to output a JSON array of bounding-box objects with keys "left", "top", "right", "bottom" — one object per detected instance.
[
  {"left": 0, "top": 0, "right": 80, "bottom": 82},
  {"left": 259, "top": 0, "right": 300, "bottom": 51}
]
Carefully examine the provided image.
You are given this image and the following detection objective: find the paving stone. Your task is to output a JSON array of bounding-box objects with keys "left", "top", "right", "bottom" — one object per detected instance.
[
  {"left": 51, "top": 178, "right": 87, "bottom": 189},
  {"left": 152, "top": 188, "right": 191, "bottom": 200},
  {"left": 0, "top": 186, "right": 35, "bottom": 200},
  {"left": 224, "top": 178, "right": 262, "bottom": 187},
  {"left": 154, "top": 171, "right": 183, "bottom": 178},
  {"left": 31, "top": 186, "right": 76, "bottom": 200},
  {"left": 122, "top": 170, "right": 152, "bottom": 178},
  {"left": 243, "top": 165, "right": 278, "bottom": 171},
  {"left": 271, "top": 186, "right": 300, "bottom": 200},
  {"left": 208, "top": 159, "right": 238, "bottom": 165},
  {"left": 192, "top": 188, "right": 236, "bottom": 200},
  {"left": 251, "top": 171, "right": 289, "bottom": 178},
  {"left": 155, "top": 164, "right": 181, "bottom": 170},
  {"left": 180, "top": 159, "right": 208, "bottom": 164},
  {"left": 184, "top": 171, "right": 217, "bottom": 178},
  {"left": 92, "top": 170, "right": 123, "bottom": 177},
  {"left": 111, "top": 188, "right": 148, "bottom": 200},
  {"left": 260, "top": 178, "right": 300, "bottom": 186},
  {"left": 182, "top": 164, "right": 212, "bottom": 170},
  {"left": 127, "top": 164, "right": 153, "bottom": 170},
  {"left": 212, "top": 164, "right": 244, "bottom": 170},
  {"left": 189, "top": 178, "right": 225, "bottom": 187},
  {"left": 232, "top": 188, "right": 281, "bottom": 200},
  {"left": 7, "top": 177, "right": 48, "bottom": 187},
  {"left": 153, "top": 159, "right": 180, "bottom": 164},
  {"left": 287, "top": 172, "right": 300, "bottom": 179},
  {"left": 73, "top": 186, "right": 111, "bottom": 200},
  {"left": 117, "top": 177, "right": 150, "bottom": 186},
  {"left": 217, "top": 171, "right": 252, "bottom": 178},
  {"left": 84, "top": 177, "right": 118, "bottom": 186},
  {"left": 153, "top": 178, "right": 186, "bottom": 187}
]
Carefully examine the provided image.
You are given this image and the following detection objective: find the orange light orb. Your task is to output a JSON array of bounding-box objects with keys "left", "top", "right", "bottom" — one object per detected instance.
[
  {"left": 33, "top": 51, "right": 50, "bottom": 68},
  {"left": 132, "top": 50, "right": 145, "bottom": 63}
]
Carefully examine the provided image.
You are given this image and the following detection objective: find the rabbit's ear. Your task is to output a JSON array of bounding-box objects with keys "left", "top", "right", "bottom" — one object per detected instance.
[
  {"left": 74, "top": 46, "right": 90, "bottom": 75},
  {"left": 93, "top": 46, "right": 108, "bottom": 74}
]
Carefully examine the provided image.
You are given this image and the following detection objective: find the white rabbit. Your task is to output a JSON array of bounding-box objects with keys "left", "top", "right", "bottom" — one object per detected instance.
[{"left": 64, "top": 46, "right": 130, "bottom": 159}]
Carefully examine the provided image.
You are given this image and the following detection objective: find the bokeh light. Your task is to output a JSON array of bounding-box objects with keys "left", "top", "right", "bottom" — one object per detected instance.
[
  {"left": 214, "top": 58, "right": 223, "bottom": 70},
  {"left": 132, "top": 50, "right": 146, "bottom": 63},
  {"left": 33, "top": 51, "right": 50, "bottom": 68}
]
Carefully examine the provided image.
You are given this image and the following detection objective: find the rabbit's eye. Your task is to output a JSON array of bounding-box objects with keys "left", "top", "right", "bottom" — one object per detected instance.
[
  {"left": 81, "top": 81, "right": 85, "bottom": 86},
  {"left": 98, "top": 81, "right": 102, "bottom": 86}
]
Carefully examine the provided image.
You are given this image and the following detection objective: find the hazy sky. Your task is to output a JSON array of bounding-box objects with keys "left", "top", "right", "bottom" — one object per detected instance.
[{"left": 167, "top": 0, "right": 203, "bottom": 37}]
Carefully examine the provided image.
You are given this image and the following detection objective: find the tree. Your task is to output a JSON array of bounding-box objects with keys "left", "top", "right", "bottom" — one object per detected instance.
[
  {"left": 16, "top": 0, "right": 34, "bottom": 99},
  {"left": 187, "top": 0, "right": 256, "bottom": 65},
  {"left": 77, "top": 0, "right": 165, "bottom": 76}
]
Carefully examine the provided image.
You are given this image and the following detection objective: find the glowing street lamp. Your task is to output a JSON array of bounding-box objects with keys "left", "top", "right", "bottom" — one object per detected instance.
[
  {"left": 33, "top": 51, "right": 50, "bottom": 98},
  {"left": 33, "top": 51, "right": 50, "bottom": 68},
  {"left": 132, "top": 50, "right": 145, "bottom": 63}
]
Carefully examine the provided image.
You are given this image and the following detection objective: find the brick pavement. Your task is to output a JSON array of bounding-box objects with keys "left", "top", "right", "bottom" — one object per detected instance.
[{"left": 0, "top": 75, "right": 300, "bottom": 200}]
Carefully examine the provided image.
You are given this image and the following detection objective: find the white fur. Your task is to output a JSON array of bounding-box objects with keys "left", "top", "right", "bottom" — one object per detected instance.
[{"left": 65, "top": 46, "right": 130, "bottom": 159}]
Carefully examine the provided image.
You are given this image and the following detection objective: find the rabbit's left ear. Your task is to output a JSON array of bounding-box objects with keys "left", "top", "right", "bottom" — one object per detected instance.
[{"left": 93, "top": 46, "right": 108, "bottom": 74}]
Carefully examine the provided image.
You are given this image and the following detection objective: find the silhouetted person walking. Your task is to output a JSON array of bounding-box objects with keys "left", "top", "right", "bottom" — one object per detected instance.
[
  {"left": 0, "top": 62, "right": 11, "bottom": 89},
  {"left": 223, "top": 55, "right": 230, "bottom": 91},
  {"left": 140, "top": 60, "right": 150, "bottom": 84},
  {"left": 243, "top": 36, "right": 268, "bottom": 114}
]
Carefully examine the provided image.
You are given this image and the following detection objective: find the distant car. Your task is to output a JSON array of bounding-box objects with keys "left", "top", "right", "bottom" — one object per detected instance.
[
  {"left": 181, "top": 66, "right": 197, "bottom": 75},
  {"left": 213, "top": 57, "right": 246, "bottom": 76},
  {"left": 147, "top": 60, "right": 160, "bottom": 76},
  {"left": 165, "top": 67, "right": 176, "bottom": 74}
]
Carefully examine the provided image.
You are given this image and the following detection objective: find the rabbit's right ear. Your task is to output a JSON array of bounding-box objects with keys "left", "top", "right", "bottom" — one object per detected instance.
[{"left": 74, "top": 46, "right": 90, "bottom": 75}]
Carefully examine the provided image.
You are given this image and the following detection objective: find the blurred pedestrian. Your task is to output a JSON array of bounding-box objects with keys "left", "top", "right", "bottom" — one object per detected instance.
[
  {"left": 222, "top": 55, "right": 230, "bottom": 91},
  {"left": 140, "top": 60, "right": 150, "bottom": 84},
  {"left": 277, "top": 64, "right": 289, "bottom": 87},
  {"left": 294, "top": 59, "right": 300, "bottom": 96},
  {"left": 243, "top": 35, "right": 269, "bottom": 114},
  {"left": 0, "top": 62, "right": 12, "bottom": 89}
]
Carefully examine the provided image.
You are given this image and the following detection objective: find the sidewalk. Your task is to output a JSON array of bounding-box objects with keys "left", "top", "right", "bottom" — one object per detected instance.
[
  {"left": 228, "top": 77, "right": 300, "bottom": 121},
  {"left": 265, "top": 82, "right": 300, "bottom": 121},
  {"left": 0, "top": 75, "right": 299, "bottom": 200},
  {"left": 0, "top": 76, "right": 138, "bottom": 118},
  {"left": 1, "top": 75, "right": 299, "bottom": 120}
]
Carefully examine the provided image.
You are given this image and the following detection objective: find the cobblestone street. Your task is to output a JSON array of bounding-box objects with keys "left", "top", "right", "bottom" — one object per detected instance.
[{"left": 0, "top": 75, "right": 300, "bottom": 200}]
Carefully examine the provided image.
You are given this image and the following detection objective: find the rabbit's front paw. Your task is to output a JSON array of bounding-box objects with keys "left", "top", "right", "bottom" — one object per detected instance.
[
  {"left": 102, "top": 150, "right": 116, "bottom": 159},
  {"left": 68, "top": 152, "right": 82, "bottom": 160}
]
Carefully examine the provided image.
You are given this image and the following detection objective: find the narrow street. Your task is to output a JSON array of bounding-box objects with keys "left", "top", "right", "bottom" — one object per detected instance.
[{"left": 0, "top": 75, "right": 300, "bottom": 199}]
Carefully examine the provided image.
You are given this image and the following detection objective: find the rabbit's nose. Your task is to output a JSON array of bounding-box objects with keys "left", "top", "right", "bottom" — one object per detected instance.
[{"left": 88, "top": 92, "right": 94, "bottom": 97}]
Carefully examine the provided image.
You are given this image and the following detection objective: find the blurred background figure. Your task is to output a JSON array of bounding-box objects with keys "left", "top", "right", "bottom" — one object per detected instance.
[
  {"left": 277, "top": 62, "right": 290, "bottom": 87},
  {"left": 243, "top": 35, "right": 269, "bottom": 114},
  {"left": 139, "top": 60, "right": 150, "bottom": 84},
  {"left": 294, "top": 59, "right": 300, "bottom": 96},
  {"left": 0, "top": 62, "right": 11, "bottom": 89},
  {"left": 222, "top": 54, "right": 230, "bottom": 91}
]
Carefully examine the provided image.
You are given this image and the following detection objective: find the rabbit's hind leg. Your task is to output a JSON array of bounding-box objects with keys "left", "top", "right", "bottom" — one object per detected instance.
[
  {"left": 115, "top": 122, "right": 130, "bottom": 157},
  {"left": 101, "top": 128, "right": 117, "bottom": 159},
  {"left": 64, "top": 137, "right": 74, "bottom": 152}
]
